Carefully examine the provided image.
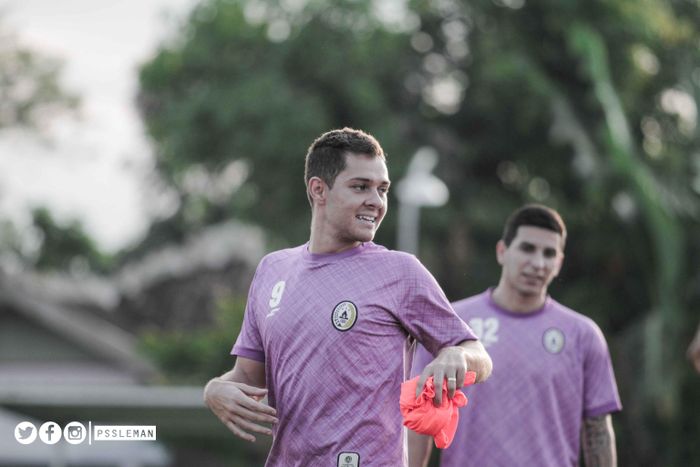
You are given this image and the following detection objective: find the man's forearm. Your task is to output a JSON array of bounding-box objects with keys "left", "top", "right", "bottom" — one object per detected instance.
[
  {"left": 582, "top": 414, "right": 617, "bottom": 467},
  {"left": 458, "top": 339, "right": 493, "bottom": 383},
  {"left": 407, "top": 430, "right": 433, "bottom": 467},
  {"left": 204, "top": 358, "right": 266, "bottom": 404}
]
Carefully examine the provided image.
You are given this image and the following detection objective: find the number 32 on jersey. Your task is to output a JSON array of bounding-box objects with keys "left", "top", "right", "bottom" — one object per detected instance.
[{"left": 468, "top": 317, "right": 499, "bottom": 348}]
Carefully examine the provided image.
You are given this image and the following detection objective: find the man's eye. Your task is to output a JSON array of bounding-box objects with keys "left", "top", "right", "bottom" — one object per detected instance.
[
  {"left": 353, "top": 185, "right": 367, "bottom": 191},
  {"left": 379, "top": 187, "right": 389, "bottom": 194}
]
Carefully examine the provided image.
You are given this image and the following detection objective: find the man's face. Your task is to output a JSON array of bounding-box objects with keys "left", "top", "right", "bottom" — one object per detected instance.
[
  {"left": 497, "top": 225, "right": 564, "bottom": 297},
  {"left": 321, "top": 154, "right": 390, "bottom": 246}
]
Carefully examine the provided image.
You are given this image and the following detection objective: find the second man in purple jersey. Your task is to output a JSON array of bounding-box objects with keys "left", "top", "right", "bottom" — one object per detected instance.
[
  {"left": 409, "top": 204, "right": 622, "bottom": 467},
  {"left": 203, "top": 128, "right": 492, "bottom": 466}
]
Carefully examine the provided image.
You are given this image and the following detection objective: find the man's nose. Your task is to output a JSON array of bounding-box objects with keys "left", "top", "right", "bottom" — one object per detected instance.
[
  {"left": 531, "top": 253, "right": 545, "bottom": 268},
  {"left": 365, "top": 189, "right": 384, "bottom": 208}
]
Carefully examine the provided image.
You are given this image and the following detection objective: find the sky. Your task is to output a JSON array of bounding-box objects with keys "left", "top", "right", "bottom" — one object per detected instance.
[{"left": 0, "top": 0, "right": 197, "bottom": 252}]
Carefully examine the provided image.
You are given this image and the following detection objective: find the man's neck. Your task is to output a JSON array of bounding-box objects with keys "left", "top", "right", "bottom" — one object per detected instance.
[
  {"left": 308, "top": 219, "right": 361, "bottom": 254},
  {"left": 491, "top": 283, "right": 547, "bottom": 314},
  {"left": 307, "top": 237, "right": 360, "bottom": 254}
]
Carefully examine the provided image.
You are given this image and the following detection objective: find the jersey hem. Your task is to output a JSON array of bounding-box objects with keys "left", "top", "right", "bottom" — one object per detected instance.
[
  {"left": 584, "top": 401, "right": 622, "bottom": 418},
  {"left": 231, "top": 346, "right": 265, "bottom": 362}
]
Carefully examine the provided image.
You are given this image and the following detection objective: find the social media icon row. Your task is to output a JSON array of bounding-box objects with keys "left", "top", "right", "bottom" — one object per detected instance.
[{"left": 15, "top": 421, "right": 87, "bottom": 445}]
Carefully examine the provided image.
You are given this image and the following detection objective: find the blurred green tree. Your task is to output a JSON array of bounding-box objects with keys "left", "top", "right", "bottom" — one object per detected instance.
[
  {"left": 30, "top": 207, "right": 113, "bottom": 273},
  {"left": 137, "top": 0, "right": 700, "bottom": 464},
  {"left": 0, "top": 20, "right": 102, "bottom": 273},
  {"left": 137, "top": 0, "right": 431, "bottom": 250},
  {"left": 0, "top": 20, "right": 78, "bottom": 130},
  {"left": 139, "top": 295, "right": 246, "bottom": 384}
]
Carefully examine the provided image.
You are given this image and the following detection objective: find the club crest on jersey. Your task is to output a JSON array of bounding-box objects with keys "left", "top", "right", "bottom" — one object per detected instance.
[
  {"left": 331, "top": 301, "right": 358, "bottom": 332},
  {"left": 337, "top": 452, "right": 360, "bottom": 467},
  {"left": 543, "top": 327, "right": 565, "bottom": 354}
]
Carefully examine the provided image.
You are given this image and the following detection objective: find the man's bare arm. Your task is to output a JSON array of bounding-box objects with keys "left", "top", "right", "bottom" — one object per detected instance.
[
  {"left": 407, "top": 430, "right": 433, "bottom": 467},
  {"left": 581, "top": 414, "right": 617, "bottom": 467}
]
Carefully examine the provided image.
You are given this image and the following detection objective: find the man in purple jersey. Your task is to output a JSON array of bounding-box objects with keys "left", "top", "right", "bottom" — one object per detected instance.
[
  {"left": 203, "top": 128, "right": 492, "bottom": 467},
  {"left": 409, "top": 204, "right": 622, "bottom": 467}
]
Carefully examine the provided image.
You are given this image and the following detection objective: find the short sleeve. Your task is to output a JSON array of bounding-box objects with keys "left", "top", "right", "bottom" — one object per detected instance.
[
  {"left": 231, "top": 265, "right": 265, "bottom": 362},
  {"left": 582, "top": 322, "right": 622, "bottom": 418},
  {"left": 393, "top": 255, "right": 477, "bottom": 357}
]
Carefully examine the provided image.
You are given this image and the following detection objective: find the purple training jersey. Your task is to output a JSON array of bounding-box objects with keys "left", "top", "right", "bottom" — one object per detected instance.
[
  {"left": 232, "top": 242, "right": 477, "bottom": 467},
  {"left": 412, "top": 289, "right": 621, "bottom": 467}
]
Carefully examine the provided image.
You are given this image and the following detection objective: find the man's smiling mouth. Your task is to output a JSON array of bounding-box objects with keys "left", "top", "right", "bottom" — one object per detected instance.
[{"left": 356, "top": 215, "right": 376, "bottom": 224}]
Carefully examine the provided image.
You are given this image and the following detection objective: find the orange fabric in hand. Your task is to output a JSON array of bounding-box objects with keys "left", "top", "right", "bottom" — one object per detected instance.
[{"left": 400, "top": 371, "right": 477, "bottom": 449}]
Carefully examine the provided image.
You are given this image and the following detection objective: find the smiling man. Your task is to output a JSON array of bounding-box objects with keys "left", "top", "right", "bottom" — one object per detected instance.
[
  {"left": 204, "top": 128, "right": 492, "bottom": 467},
  {"left": 409, "top": 204, "right": 622, "bottom": 467}
]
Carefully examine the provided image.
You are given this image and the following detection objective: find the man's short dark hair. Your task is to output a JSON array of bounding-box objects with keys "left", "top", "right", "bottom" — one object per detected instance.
[
  {"left": 502, "top": 204, "right": 567, "bottom": 248},
  {"left": 304, "top": 128, "right": 385, "bottom": 192}
]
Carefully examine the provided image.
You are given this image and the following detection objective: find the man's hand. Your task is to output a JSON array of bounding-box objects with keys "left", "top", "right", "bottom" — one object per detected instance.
[
  {"left": 204, "top": 378, "right": 278, "bottom": 442},
  {"left": 204, "top": 358, "right": 276, "bottom": 442},
  {"left": 416, "top": 346, "right": 467, "bottom": 405},
  {"left": 415, "top": 340, "right": 492, "bottom": 405}
]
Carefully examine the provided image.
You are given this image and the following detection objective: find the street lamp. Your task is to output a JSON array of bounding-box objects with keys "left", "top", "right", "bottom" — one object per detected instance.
[{"left": 395, "top": 147, "right": 449, "bottom": 255}]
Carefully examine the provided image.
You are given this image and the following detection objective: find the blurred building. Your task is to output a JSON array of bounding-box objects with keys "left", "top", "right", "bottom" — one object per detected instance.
[{"left": 0, "top": 221, "right": 267, "bottom": 466}]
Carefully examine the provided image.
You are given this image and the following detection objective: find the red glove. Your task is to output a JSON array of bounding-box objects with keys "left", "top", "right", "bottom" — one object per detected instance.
[{"left": 400, "top": 372, "right": 476, "bottom": 449}]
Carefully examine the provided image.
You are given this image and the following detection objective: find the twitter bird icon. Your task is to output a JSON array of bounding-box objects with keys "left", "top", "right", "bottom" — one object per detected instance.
[{"left": 15, "top": 421, "right": 37, "bottom": 444}]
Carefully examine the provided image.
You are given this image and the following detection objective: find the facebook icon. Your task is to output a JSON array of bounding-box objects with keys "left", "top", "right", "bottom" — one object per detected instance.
[{"left": 39, "top": 421, "right": 61, "bottom": 445}]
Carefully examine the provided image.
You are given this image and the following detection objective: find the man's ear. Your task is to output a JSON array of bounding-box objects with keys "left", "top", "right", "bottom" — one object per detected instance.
[
  {"left": 308, "top": 177, "right": 328, "bottom": 205},
  {"left": 496, "top": 240, "right": 506, "bottom": 266}
]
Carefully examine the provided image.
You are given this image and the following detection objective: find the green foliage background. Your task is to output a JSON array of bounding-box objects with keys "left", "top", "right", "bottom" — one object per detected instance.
[
  {"left": 140, "top": 296, "right": 246, "bottom": 385},
  {"left": 134, "top": 0, "right": 700, "bottom": 464}
]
